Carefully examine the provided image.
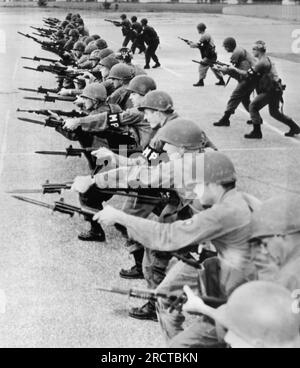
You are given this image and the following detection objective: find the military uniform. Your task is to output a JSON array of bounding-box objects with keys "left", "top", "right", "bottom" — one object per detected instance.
[
  {"left": 141, "top": 21, "right": 160, "bottom": 68},
  {"left": 247, "top": 55, "right": 300, "bottom": 137},
  {"left": 196, "top": 33, "right": 223, "bottom": 84},
  {"left": 131, "top": 20, "right": 145, "bottom": 54}
]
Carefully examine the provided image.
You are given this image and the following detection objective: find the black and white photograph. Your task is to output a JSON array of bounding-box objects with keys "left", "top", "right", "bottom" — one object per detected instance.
[{"left": 0, "top": 0, "right": 299, "bottom": 351}]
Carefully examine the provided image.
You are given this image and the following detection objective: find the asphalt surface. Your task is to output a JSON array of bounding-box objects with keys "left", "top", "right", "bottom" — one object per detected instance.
[{"left": 0, "top": 8, "right": 299, "bottom": 347}]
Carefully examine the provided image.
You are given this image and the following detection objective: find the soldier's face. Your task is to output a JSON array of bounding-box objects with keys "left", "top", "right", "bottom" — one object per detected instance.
[
  {"left": 80, "top": 96, "right": 94, "bottom": 111},
  {"left": 100, "top": 66, "right": 109, "bottom": 79},
  {"left": 129, "top": 92, "right": 144, "bottom": 108},
  {"left": 144, "top": 109, "right": 161, "bottom": 129},
  {"left": 112, "top": 79, "right": 123, "bottom": 89}
]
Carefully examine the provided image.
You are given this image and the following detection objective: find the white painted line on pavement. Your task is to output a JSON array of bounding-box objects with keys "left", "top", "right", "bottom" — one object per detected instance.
[{"left": 0, "top": 110, "right": 10, "bottom": 179}]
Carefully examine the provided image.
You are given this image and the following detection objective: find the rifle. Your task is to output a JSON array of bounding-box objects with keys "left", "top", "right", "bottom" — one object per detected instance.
[
  {"left": 192, "top": 59, "right": 230, "bottom": 68},
  {"left": 17, "top": 116, "right": 64, "bottom": 128},
  {"left": 32, "top": 32, "right": 51, "bottom": 39},
  {"left": 21, "top": 56, "right": 60, "bottom": 63},
  {"left": 178, "top": 36, "right": 194, "bottom": 46},
  {"left": 16, "top": 108, "right": 86, "bottom": 118},
  {"left": 19, "top": 87, "right": 60, "bottom": 95},
  {"left": 35, "top": 145, "right": 142, "bottom": 158},
  {"left": 23, "top": 95, "right": 76, "bottom": 103},
  {"left": 96, "top": 286, "right": 226, "bottom": 310},
  {"left": 18, "top": 31, "right": 44, "bottom": 45},
  {"left": 30, "top": 26, "right": 55, "bottom": 35},
  {"left": 9, "top": 184, "right": 179, "bottom": 206},
  {"left": 105, "top": 19, "right": 122, "bottom": 26},
  {"left": 23, "top": 65, "right": 82, "bottom": 79}
]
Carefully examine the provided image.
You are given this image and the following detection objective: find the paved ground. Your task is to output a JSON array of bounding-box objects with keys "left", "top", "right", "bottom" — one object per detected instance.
[{"left": 0, "top": 8, "right": 299, "bottom": 347}]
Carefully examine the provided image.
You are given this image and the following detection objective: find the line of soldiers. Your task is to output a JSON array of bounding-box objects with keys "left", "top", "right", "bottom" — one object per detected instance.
[
  {"left": 183, "top": 23, "right": 300, "bottom": 139},
  {"left": 14, "top": 14, "right": 300, "bottom": 348}
]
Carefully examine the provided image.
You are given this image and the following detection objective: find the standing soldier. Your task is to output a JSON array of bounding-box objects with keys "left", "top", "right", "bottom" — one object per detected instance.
[
  {"left": 130, "top": 16, "right": 145, "bottom": 55},
  {"left": 117, "top": 14, "right": 133, "bottom": 48},
  {"left": 190, "top": 23, "right": 225, "bottom": 87},
  {"left": 231, "top": 41, "right": 300, "bottom": 139},
  {"left": 140, "top": 18, "right": 161, "bottom": 69},
  {"left": 213, "top": 37, "right": 256, "bottom": 127}
]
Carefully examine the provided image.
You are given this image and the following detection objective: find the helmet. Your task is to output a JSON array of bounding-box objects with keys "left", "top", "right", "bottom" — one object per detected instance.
[
  {"left": 99, "top": 55, "right": 119, "bottom": 70},
  {"left": 131, "top": 16, "right": 137, "bottom": 22},
  {"left": 187, "top": 151, "right": 236, "bottom": 186},
  {"left": 251, "top": 195, "right": 300, "bottom": 239},
  {"left": 127, "top": 75, "right": 157, "bottom": 96},
  {"left": 81, "top": 83, "right": 107, "bottom": 102},
  {"left": 98, "top": 48, "right": 114, "bottom": 60},
  {"left": 69, "top": 29, "right": 79, "bottom": 38},
  {"left": 77, "top": 18, "right": 84, "bottom": 26},
  {"left": 84, "top": 43, "right": 98, "bottom": 55},
  {"left": 197, "top": 23, "right": 206, "bottom": 32},
  {"left": 89, "top": 49, "right": 102, "bottom": 61},
  {"left": 92, "top": 34, "right": 101, "bottom": 40},
  {"left": 73, "top": 41, "right": 85, "bottom": 52},
  {"left": 108, "top": 63, "right": 135, "bottom": 81},
  {"left": 141, "top": 18, "right": 148, "bottom": 26},
  {"left": 120, "top": 14, "right": 127, "bottom": 20},
  {"left": 95, "top": 38, "right": 108, "bottom": 50},
  {"left": 84, "top": 36, "right": 95, "bottom": 46},
  {"left": 214, "top": 281, "right": 300, "bottom": 348},
  {"left": 138, "top": 90, "right": 173, "bottom": 112},
  {"left": 253, "top": 40, "right": 266, "bottom": 52},
  {"left": 61, "top": 20, "right": 69, "bottom": 29},
  {"left": 203, "top": 151, "right": 236, "bottom": 185},
  {"left": 65, "top": 13, "right": 72, "bottom": 21},
  {"left": 223, "top": 37, "right": 236, "bottom": 51},
  {"left": 157, "top": 118, "right": 208, "bottom": 150}
]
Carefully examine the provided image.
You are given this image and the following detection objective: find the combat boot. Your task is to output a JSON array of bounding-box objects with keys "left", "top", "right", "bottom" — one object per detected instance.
[
  {"left": 193, "top": 79, "right": 204, "bottom": 87},
  {"left": 215, "top": 77, "right": 225, "bottom": 86},
  {"left": 152, "top": 63, "right": 161, "bottom": 68},
  {"left": 213, "top": 112, "right": 231, "bottom": 127},
  {"left": 144, "top": 64, "right": 150, "bottom": 69},
  {"left": 244, "top": 125, "right": 263, "bottom": 139},
  {"left": 129, "top": 301, "right": 158, "bottom": 322},
  {"left": 119, "top": 265, "right": 144, "bottom": 279},
  {"left": 284, "top": 122, "right": 300, "bottom": 137},
  {"left": 78, "top": 221, "right": 106, "bottom": 242}
]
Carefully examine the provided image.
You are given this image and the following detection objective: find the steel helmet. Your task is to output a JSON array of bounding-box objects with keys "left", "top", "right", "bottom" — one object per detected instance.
[
  {"left": 214, "top": 281, "right": 300, "bottom": 348},
  {"left": 83, "top": 36, "right": 94, "bottom": 46},
  {"left": 89, "top": 49, "right": 103, "bottom": 61},
  {"left": 69, "top": 29, "right": 79, "bottom": 38},
  {"left": 186, "top": 151, "right": 236, "bottom": 186},
  {"left": 157, "top": 118, "right": 208, "bottom": 150},
  {"left": 84, "top": 43, "right": 98, "bottom": 55},
  {"left": 127, "top": 75, "right": 157, "bottom": 96},
  {"left": 99, "top": 55, "right": 119, "bottom": 70},
  {"left": 73, "top": 41, "right": 85, "bottom": 52},
  {"left": 95, "top": 39, "right": 108, "bottom": 50},
  {"left": 250, "top": 195, "right": 300, "bottom": 239},
  {"left": 197, "top": 23, "right": 206, "bottom": 32},
  {"left": 81, "top": 83, "right": 107, "bottom": 102},
  {"left": 108, "top": 63, "right": 135, "bottom": 81},
  {"left": 138, "top": 90, "right": 173, "bottom": 112},
  {"left": 91, "top": 34, "right": 101, "bottom": 40},
  {"left": 223, "top": 37, "right": 237, "bottom": 51}
]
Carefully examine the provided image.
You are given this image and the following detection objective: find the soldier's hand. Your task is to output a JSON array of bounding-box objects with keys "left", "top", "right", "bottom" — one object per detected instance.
[
  {"left": 189, "top": 42, "right": 198, "bottom": 48},
  {"left": 63, "top": 118, "right": 81, "bottom": 131},
  {"left": 182, "top": 285, "right": 207, "bottom": 314},
  {"left": 47, "top": 110, "right": 60, "bottom": 120},
  {"left": 58, "top": 88, "right": 71, "bottom": 96},
  {"left": 93, "top": 205, "right": 123, "bottom": 226},
  {"left": 71, "top": 175, "right": 94, "bottom": 193},
  {"left": 92, "top": 147, "right": 117, "bottom": 166}
]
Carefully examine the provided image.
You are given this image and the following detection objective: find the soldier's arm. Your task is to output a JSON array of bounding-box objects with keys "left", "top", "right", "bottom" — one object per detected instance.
[
  {"left": 106, "top": 206, "right": 224, "bottom": 252},
  {"left": 80, "top": 109, "right": 144, "bottom": 133}
]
